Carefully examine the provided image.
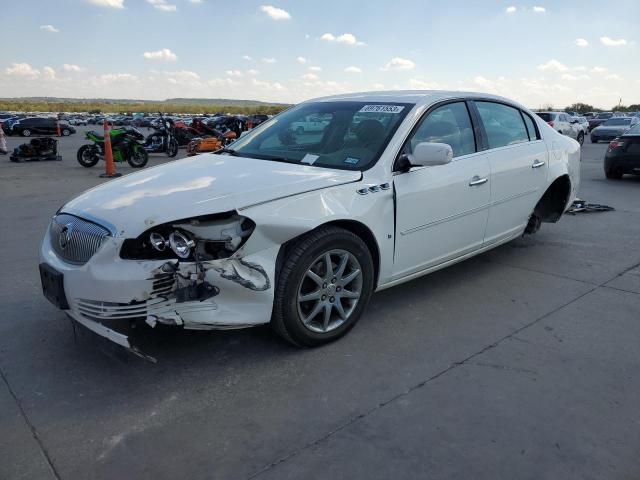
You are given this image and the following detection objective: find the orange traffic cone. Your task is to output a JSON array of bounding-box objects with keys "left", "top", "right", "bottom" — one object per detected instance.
[{"left": 99, "top": 120, "right": 121, "bottom": 178}]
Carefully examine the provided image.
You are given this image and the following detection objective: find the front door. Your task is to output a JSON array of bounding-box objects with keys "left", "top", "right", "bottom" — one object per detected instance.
[{"left": 393, "top": 101, "right": 491, "bottom": 279}]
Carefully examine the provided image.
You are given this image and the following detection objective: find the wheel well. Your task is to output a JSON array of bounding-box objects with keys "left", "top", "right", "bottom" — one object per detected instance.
[
  {"left": 534, "top": 174, "right": 571, "bottom": 223},
  {"left": 275, "top": 220, "right": 381, "bottom": 289}
]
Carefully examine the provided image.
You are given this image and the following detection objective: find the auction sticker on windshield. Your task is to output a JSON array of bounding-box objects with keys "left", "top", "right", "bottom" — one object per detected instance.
[{"left": 358, "top": 105, "right": 405, "bottom": 114}]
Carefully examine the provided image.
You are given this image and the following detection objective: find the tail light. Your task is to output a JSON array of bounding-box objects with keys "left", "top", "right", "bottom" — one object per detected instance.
[
  {"left": 609, "top": 139, "right": 623, "bottom": 150},
  {"left": 547, "top": 121, "right": 554, "bottom": 128}
]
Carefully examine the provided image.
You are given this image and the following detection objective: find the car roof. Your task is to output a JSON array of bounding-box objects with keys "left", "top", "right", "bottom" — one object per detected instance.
[{"left": 307, "top": 90, "right": 531, "bottom": 111}]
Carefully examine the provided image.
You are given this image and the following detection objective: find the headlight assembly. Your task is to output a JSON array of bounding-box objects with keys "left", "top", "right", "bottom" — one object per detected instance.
[{"left": 120, "top": 212, "right": 255, "bottom": 261}]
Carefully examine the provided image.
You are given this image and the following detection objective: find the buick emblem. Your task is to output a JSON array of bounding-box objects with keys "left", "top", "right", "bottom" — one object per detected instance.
[{"left": 59, "top": 223, "right": 73, "bottom": 250}]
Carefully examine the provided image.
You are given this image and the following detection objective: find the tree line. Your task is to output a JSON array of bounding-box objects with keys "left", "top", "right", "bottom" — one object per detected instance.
[{"left": 0, "top": 100, "right": 289, "bottom": 116}]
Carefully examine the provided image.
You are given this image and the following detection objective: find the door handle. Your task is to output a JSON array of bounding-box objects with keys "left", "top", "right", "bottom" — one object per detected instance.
[
  {"left": 532, "top": 160, "right": 546, "bottom": 168},
  {"left": 468, "top": 176, "right": 488, "bottom": 187}
]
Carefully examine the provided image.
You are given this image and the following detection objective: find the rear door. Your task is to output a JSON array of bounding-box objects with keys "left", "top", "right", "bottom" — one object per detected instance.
[{"left": 472, "top": 101, "right": 549, "bottom": 245}]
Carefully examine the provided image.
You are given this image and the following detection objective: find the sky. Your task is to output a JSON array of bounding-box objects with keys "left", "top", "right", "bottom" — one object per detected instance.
[{"left": 0, "top": 0, "right": 638, "bottom": 109}]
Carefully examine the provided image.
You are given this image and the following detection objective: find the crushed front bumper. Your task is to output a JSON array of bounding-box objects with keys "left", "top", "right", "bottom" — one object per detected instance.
[{"left": 40, "top": 227, "right": 278, "bottom": 352}]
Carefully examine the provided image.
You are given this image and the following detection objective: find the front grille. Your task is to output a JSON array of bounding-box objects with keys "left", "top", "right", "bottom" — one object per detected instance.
[{"left": 50, "top": 214, "right": 110, "bottom": 265}]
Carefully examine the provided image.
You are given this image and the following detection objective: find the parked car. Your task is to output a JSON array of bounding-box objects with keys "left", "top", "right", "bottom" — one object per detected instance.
[
  {"left": 69, "top": 117, "right": 88, "bottom": 126},
  {"left": 291, "top": 114, "right": 332, "bottom": 134},
  {"left": 565, "top": 111, "right": 579, "bottom": 118},
  {"left": 604, "top": 123, "right": 640, "bottom": 179},
  {"left": 248, "top": 114, "right": 270, "bottom": 127},
  {"left": 591, "top": 117, "right": 639, "bottom": 143},
  {"left": 588, "top": 112, "right": 614, "bottom": 132},
  {"left": 536, "top": 112, "right": 584, "bottom": 144},
  {"left": 575, "top": 116, "right": 590, "bottom": 134},
  {"left": 12, "top": 117, "right": 75, "bottom": 137},
  {"left": 39, "top": 90, "right": 580, "bottom": 355}
]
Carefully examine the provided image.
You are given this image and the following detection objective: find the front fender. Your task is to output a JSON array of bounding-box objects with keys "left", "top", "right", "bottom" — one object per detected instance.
[{"left": 239, "top": 181, "right": 396, "bottom": 285}]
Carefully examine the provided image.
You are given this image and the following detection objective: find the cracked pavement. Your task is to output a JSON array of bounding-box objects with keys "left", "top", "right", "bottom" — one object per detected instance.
[{"left": 1, "top": 131, "right": 639, "bottom": 479}]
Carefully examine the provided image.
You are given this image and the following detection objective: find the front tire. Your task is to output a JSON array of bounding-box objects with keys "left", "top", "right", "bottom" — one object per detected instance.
[
  {"left": 77, "top": 145, "right": 100, "bottom": 167},
  {"left": 577, "top": 132, "right": 584, "bottom": 145},
  {"left": 127, "top": 145, "right": 149, "bottom": 168},
  {"left": 21, "top": 129, "right": 31, "bottom": 137},
  {"left": 62, "top": 129, "right": 71, "bottom": 136},
  {"left": 271, "top": 226, "right": 374, "bottom": 347},
  {"left": 166, "top": 138, "right": 179, "bottom": 158},
  {"left": 591, "top": 137, "right": 598, "bottom": 143}
]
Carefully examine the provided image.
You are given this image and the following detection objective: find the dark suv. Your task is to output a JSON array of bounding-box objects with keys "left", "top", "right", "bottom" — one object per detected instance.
[{"left": 11, "top": 117, "right": 76, "bottom": 137}]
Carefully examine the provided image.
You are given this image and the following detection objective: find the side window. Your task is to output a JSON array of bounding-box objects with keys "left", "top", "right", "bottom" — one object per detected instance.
[
  {"left": 475, "top": 102, "right": 530, "bottom": 149},
  {"left": 407, "top": 102, "right": 476, "bottom": 158},
  {"left": 522, "top": 112, "right": 539, "bottom": 141}
]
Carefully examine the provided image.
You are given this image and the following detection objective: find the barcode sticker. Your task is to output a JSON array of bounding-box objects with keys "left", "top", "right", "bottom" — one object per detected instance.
[{"left": 358, "top": 105, "right": 405, "bottom": 114}]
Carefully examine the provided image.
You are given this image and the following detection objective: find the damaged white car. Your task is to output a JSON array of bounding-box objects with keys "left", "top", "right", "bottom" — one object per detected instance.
[{"left": 39, "top": 91, "right": 581, "bottom": 355}]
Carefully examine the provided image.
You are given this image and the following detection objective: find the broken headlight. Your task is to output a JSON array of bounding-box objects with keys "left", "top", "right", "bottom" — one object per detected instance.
[{"left": 120, "top": 213, "right": 255, "bottom": 261}]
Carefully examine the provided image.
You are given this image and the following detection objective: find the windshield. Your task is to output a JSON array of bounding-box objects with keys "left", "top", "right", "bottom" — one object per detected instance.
[
  {"left": 597, "top": 113, "right": 613, "bottom": 119},
  {"left": 603, "top": 118, "right": 631, "bottom": 126},
  {"left": 625, "top": 124, "right": 640, "bottom": 134},
  {"left": 225, "top": 101, "right": 414, "bottom": 170}
]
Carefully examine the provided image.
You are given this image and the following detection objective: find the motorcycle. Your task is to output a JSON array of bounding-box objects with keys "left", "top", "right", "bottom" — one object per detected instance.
[
  {"left": 143, "top": 113, "right": 179, "bottom": 157},
  {"left": 76, "top": 127, "right": 148, "bottom": 168},
  {"left": 186, "top": 126, "right": 237, "bottom": 156}
]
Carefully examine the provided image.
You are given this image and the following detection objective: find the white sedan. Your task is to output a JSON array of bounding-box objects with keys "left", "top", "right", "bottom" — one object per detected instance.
[{"left": 39, "top": 91, "right": 581, "bottom": 355}]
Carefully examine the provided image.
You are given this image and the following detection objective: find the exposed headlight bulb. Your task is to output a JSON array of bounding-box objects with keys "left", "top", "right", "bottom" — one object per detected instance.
[
  {"left": 149, "top": 232, "right": 166, "bottom": 251},
  {"left": 169, "top": 231, "right": 195, "bottom": 259}
]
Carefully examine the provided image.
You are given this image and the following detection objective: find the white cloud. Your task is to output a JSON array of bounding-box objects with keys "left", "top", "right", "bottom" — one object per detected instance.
[
  {"left": 575, "top": 38, "right": 589, "bottom": 47},
  {"left": 63, "top": 64, "right": 85, "bottom": 72},
  {"left": 604, "top": 74, "right": 621, "bottom": 80},
  {"left": 165, "top": 70, "right": 199, "bottom": 81},
  {"left": 600, "top": 36, "right": 627, "bottom": 46},
  {"left": 591, "top": 66, "right": 607, "bottom": 74},
  {"left": 242, "top": 55, "right": 252, "bottom": 61},
  {"left": 246, "top": 69, "right": 260, "bottom": 76},
  {"left": 188, "top": 0, "right": 203, "bottom": 3},
  {"left": 381, "top": 57, "right": 415, "bottom": 71},
  {"left": 296, "top": 56, "right": 307, "bottom": 64},
  {"left": 226, "top": 70, "right": 243, "bottom": 77},
  {"left": 42, "top": 66, "right": 56, "bottom": 79},
  {"left": 320, "top": 33, "right": 366, "bottom": 46},
  {"left": 372, "top": 83, "right": 385, "bottom": 90},
  {"left": 208, "top": 78, "right": 235, "bottom": 87},
  {"left": 532, "top": 6, "right": 546, "bottom": 13},
  {"left": 537, "top": 59, "right": 568, "bottom": 72},
  {"left": 408, "top": 78, "right": 439, "bottom": 89},
  {"left": 40, "top": 25, "right": 59, "bottom": 33},
  {"left": 302, "top": 73, "right": 319, "bottom": 81},
  {"left": 92, "top": 73, "right": 137, "bottom": 85},
  {"left": 344, "top": 66, "right": 362, "bottom": 73},
  {"left": 251, "top": 78, "right": 285, "bottom": 91},
  {"left": 308, "top": 66, "right": 322, "bottom": 72},
  {"left": 5, "top": 63, "right": 40, "bottom": 77},
  {"left": 505, "top": 6, "right": 516, "bottom": 13},
  {"left": 147, "top": 0, "right": 177, "bottom": 12},
  {"left": 86, "top": 0, "right": 124, "bottom": 8},
  {"left": 143, "top": 48, "right": 177, "bottom": 61},
  {"left": 561, "top": 73, "right": 589, "bottom": 81},
  {"left": 262, "top": 57, "right": 276, "bottom": 64},
  {"left": 260, "top": 5, "right": 291, "bottom": 20}
]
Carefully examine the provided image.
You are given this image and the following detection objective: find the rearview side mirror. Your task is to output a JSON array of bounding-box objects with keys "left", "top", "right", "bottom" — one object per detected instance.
[
  {"left": 396, "top": 142, "right": 453, "bottom": 173},
  {"left": 413, "top": 142, "right": 453, "bottom": 166}
]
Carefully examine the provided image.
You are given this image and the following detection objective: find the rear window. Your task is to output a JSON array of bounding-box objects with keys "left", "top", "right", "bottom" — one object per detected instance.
[
  {"left": 597, "top": 113, "right": 613, "bottom": 119},
  {"left": 604, "top": 118, "right": 631, "bottom": 126},
  {"left": 535, "top": 113, "right": 554, "bottom": 122}
]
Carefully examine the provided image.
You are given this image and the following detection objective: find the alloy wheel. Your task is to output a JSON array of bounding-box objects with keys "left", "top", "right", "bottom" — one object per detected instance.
[{"left": 296, "top": 249, "right": 363, "bottom": 333}]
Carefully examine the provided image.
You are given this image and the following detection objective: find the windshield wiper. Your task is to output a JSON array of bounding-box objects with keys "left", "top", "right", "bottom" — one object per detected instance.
[{"left": 215, "top": 148, "right": 239, "bottom": 156}]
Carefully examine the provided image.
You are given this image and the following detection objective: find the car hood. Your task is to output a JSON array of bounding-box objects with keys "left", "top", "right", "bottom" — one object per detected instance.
[{"left": 62, "top": 154, "right": 361, "bottom": 237}]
